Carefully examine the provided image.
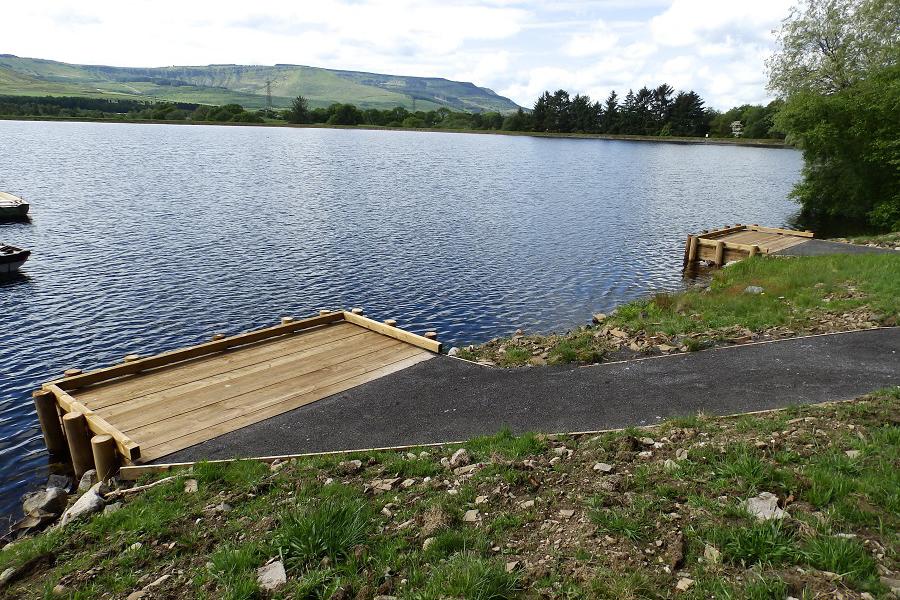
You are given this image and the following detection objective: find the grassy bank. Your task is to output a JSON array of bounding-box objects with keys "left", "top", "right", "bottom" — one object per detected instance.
[
  {"left": 0, "top": 115, "right": 789, "bottom": 148},
  {"left": 837, "top": 232, "right": 900, "bottom": 251},
  {"left": 1, "top": 389, "right": 897, "bottom": 599},
  {"left": 456, "top": 254, "right": 900, "bottom": 367}
]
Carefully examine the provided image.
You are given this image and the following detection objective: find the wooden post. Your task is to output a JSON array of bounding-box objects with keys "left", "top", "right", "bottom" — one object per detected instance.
[
  {"left": 351, "top": 308, "right": 364, "bottom": 315},
  {"left": 424, "top": 331, "right": 438, "bottom": 340},
  {"left": 63, "top": 368, "right": 82, "bottom": 378},
  {"left": 749, "top": 245, "right": 760, "bottom": 258},
  {"left": 384, "top": 319, "right": 397, "bottom": 327},
  {"left": 62, "top": 412, "right": 94, "bottom": 479},
  {"left": 211, "top": 333, "right": 225, "bottom": 341},
  {"left": 123, "top": 354, "right": 140, "bottom": 363},
  {"left": 32, "top": 390, "right": 66, "bottom": 455},
  {"left": 319, "top": 309, "right": 331, "bottom": 315},
  {"left": 687, "top": 236, "right": 698, "bottom": 263},
  {"left": 281, "top": 316, "right": 295, "bottom": 324},
  {"left": 714, "top": 241, "right": 725, "bottom": 266},
  {"left": 91, "top": 434, "right": 119, "bottom": 481}
]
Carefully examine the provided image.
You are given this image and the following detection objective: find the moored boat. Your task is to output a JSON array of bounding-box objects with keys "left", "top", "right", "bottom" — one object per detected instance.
[
  {"left": 1, "top": 243, "right": 30, "bottom": 274},
  {"left": 0, "top": 192, "right": 30, "bottom": 219}
]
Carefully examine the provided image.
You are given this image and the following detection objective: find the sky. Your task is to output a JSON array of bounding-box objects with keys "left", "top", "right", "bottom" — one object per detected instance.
[{"left": 3, "top": 0, "right": 796, "bottom": 110}]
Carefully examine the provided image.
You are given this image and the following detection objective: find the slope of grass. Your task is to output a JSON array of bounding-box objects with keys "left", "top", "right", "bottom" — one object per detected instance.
[
  {"left": 612, "top": 254, "right": 900, "bottom": 335},
  {"left": 1, "top": 389, "right": 897, "bottom": 599},
  {"left": 0, "top": 56, "right": 520, "bottom": 111},
  {"left": 458, "top": 254, "right": 900, "bottom": 366}
]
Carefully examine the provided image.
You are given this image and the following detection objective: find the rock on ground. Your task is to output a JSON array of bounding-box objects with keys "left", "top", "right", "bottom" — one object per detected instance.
[
  {"left": 743, "top": 492, "right": 786, "bottom": 521},
  {"left": 77, "top": 470, "right": 96, "bottom": 492},
  {"left": 60, "top": 483, "right": 105, "bottom": 526},
  {"left": 257, "top": 560, "right": 286, "bottom": 591},
  {"left": 23, "top": 487, "right": 68, "bottom": 516},
  {"left": 449, "top": 448, "right": 471, "bottom": 468}
]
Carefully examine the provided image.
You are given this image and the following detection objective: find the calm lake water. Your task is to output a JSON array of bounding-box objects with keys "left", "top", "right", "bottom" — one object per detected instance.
[{"left": 0, "top": 120, "right": 802, "bottom": 519}]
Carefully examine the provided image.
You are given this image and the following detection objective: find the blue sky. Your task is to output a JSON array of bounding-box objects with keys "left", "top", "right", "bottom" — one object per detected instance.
[{"left": 4, "top": 0, "right": 794, "bottom": 109}]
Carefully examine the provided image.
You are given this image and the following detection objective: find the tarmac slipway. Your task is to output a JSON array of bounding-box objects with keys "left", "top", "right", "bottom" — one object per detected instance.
[{"left": 158, "top": 327, "right": 900, "bottom": 464}]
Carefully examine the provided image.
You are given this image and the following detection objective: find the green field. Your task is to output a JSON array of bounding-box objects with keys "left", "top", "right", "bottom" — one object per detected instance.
[{"left": 0, "top": 55, "right": 521, "bottom": 112}]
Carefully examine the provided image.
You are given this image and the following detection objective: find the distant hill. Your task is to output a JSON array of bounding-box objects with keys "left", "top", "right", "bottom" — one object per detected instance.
[{"left": 0, "top": 55, "right": 521, "bottom": 113}]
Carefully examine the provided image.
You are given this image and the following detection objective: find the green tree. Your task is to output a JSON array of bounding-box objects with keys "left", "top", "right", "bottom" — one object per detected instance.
[
  {"left": 602, "top": 91, "right": 619, "bottom": 133},
  {"left": 767, "top": 0, "right": 899, "bottom": 97},
  {"left": 775, "top": 64, "right": 900, "bottom": 229},
  {"left": 501, "top": 108, "right": 531, "bottom": 131},
  {"left": 285, "top": 95, "right": 311, "bottom": 124},
  {"left": 326, "top": 103, "right": 363, "bottom": 126},
  {"left": 768, "top": 0, "right": 900, "bottom": 230}
]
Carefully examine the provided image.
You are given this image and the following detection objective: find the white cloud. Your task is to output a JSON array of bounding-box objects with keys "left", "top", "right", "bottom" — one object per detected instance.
[
  {"left": 1, "top": 0, "right": 794, "bottom": 109},
  {"left": 564, "top": 20, "right": 619, "bottom": 57}
]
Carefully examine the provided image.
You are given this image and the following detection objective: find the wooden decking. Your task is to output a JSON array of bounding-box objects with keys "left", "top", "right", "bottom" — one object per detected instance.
[
  {"left": 38, "top": 311, "right": 439, "bottom": 464},
  {"left": 683, "top": 224, "right": 814, "bottom": 267}
]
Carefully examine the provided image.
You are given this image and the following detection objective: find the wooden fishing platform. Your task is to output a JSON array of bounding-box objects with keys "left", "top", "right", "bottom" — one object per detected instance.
[
  {"left": 683, "top": 224, "right": 814, "bottom": 268},
  {"left": 32, "top": 310, "right": 441, "bottom": 475}
]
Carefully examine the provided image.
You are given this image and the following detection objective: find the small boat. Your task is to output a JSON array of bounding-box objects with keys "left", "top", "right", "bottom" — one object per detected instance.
[
  {"left": 1, "top": 243, "right": 30, "bottom": 274},
  {"left": 0, "top": 192, "right": 30, "bottom": 219}
]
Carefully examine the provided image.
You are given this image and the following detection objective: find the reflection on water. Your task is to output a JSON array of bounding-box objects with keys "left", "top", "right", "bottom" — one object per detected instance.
[{"left": 0, "top": 121, "right": 802, "bottom": 518}]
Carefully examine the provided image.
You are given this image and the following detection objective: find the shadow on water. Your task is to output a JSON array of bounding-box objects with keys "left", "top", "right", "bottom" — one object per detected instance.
[
  {"left": 0, "top": 216, "right": 33, "bottom": 226},
  {"left": 0, "top": 272, "right": 31, "bottom": 287},
  {"left": 681, "top": 263, "right": 718, "bottom": 286}
]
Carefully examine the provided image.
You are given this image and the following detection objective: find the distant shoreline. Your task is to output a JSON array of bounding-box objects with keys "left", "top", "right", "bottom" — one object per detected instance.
[{"left": 0, "top": 115, "right": 791, "bottom": 148}]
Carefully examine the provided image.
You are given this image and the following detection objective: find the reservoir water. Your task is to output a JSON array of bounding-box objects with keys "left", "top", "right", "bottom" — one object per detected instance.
[{"left": 0, "top": 120, "right": 802, "bottom": 518}]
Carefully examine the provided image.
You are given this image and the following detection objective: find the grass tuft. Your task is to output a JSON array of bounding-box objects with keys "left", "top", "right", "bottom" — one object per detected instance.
[
  {"left": 467, "top": 428, "right": 547, "bottom": 459},
  {"left": 413, "top": 553, "right": 519, "bottom": 600},
  {"left": 802, "top": 535, "right": 878, "bottom": 585},
  {"left": 275, "top": 493, "right": 372, "bottom": 572},
  {"left": 708, "top": 520, "right": 798, "bottom": 566}
]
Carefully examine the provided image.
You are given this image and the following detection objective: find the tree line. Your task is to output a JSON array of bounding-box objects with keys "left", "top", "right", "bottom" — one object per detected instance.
[
  {"left": 284, "top": 91, "right": 783, "bottom": 139},
  {"left": 1, "top": 91, "right": 784, "bottom": 140},
  {"left": 0, "top": 96, "right": 263, "bottom": 123}
]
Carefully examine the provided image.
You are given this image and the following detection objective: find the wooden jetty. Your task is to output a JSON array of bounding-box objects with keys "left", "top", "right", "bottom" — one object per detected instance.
[
  {"left": 33, "top": 310, "right": 440, "bottom": 475},
  {"left": 683, "top": 224, "right": 814, "bottom": 268}
]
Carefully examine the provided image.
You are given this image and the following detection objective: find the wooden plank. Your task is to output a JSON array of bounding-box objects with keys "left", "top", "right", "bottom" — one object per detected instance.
[
  {"left": 696, "top": 238, "right": 756, "bottom": 252},
  {"left": 47, "top": 311, "right": 345, "bottom": 391},
  {"left": 47, "top": 385, "right": 141, "bottom": 461},
  {"left": 720, "top": 231, "right": 773, "bottom": 245},
  {"left": 107, "top": 333, "right": 403, "bottom": 429},
  {"left": 762, "top": 236, "right": 809, "bottom": 252},
  {"left": 127, "top": 342, "right": 424, "bottom": 447},
  {"left": 96, "top": 328, "right": 386, "bottom": 421},
  {"left": 137, "top": 350, "right": 434, "bottom": 461},
  {"left": 747, "top": 225, "right": 814, "bottom": 238},
  {"left": 342, "top": 311, "right": 442, "bottom": 353},
  {"left": 697, "top": 225, "right": 747, "bottom": 239},
  {"left": 77, "top": 323, "right": 364, "bottom": 410}
]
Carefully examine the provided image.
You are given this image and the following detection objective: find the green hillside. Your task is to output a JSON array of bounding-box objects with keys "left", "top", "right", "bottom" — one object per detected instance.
[{"left": 0, "top": 55, "right": 520, "bottom": 112}]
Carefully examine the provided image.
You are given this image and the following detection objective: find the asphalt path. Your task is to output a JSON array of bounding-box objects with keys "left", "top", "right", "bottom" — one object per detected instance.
[
  {"left": 159, "top": 328, "right": 900, "bottom": 463},
  {"left": 775, "top": 239, "right": 897, "bottom": 256}
]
